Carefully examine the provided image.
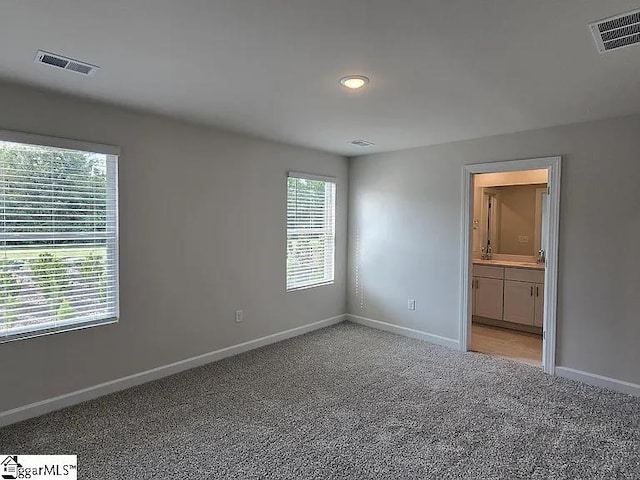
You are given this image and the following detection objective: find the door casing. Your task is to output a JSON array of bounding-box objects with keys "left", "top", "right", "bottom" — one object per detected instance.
[{"left": 459, "top": 156, "right": 561, "bottom": 375}]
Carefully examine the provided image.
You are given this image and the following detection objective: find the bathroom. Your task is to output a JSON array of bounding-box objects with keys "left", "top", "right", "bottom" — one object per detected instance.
[{"left": 471, "top": 169, "right": 549, "bottom": 366}]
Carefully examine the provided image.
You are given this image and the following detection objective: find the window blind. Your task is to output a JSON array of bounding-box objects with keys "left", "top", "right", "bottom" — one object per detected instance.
[
  {"left": 286, "top": 173, "right": 335, "bottom": 291},
  {"left": 0, "top": 139, "right": 118, "bottom": 341}
]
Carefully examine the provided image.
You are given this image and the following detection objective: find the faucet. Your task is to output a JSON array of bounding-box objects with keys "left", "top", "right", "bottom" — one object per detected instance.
[{"left": 537, "top": 249, "right": 545, "bottom": 265}]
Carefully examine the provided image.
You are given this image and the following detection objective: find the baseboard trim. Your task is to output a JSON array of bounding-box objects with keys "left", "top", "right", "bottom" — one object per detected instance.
[
  {"left": 556, "top": 366, "right": 640, "bottom": 397},
  {"left": 347, "top": 314, "right": 459, "bottom": 350},
  {"left": 0, "top": 314, "right": 346, "bottom": 428}
]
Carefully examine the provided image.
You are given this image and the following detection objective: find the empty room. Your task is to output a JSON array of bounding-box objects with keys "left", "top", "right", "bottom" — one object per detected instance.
[{"left": 1, "top": 1, "right": 639, "bottom": 479}]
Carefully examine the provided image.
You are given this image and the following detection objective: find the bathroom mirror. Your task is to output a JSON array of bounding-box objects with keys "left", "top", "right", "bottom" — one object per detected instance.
[{"left": 475, "top": 183, "right": 548, "bottom": 257}]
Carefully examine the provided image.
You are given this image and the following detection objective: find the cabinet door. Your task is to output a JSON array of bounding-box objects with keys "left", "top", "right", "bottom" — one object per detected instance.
[
  {"left": 503, "top": 280, "right": 535, "bottom": 325},
  {"left": 472, "top": 277, "right": 477, "bottom": 316},
  {"left": 475, "top": 277, "right": 503, "bottom": 320},
  {"left": 534, "top": 283, "right": 544, "bottom": 327}
]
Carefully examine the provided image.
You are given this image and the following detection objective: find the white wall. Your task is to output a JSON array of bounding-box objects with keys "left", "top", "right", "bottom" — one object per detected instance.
[
  {"left": 348, "top": 114, "right": 640, "bottom": 385},
  {"left": 0, "top": 81, "right": 348, "bottom": 412}
]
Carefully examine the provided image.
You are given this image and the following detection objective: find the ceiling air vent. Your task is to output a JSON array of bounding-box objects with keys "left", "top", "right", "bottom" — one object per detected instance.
[
  {"left": 589, "top": 9, "right": 640, "bottom": 53},
  {"left": 34, "top": 50, "right": 99, "bottom": 76},
  {"left": 349, "top": 139, "right": 375, "bottom": 147}
]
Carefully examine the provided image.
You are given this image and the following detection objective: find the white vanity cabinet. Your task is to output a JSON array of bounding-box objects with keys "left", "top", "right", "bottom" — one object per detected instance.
[
  {"left": 503, "top": 267, "right": 544, "bottom": 326},
  {"left": 472, "top": 265, "right": 504, "bottom": 321},
  {"left": 472, "top": 263, "right": 544, "bottom": 329},
  {"left": 503, "top": 280, "right": 536, "bottom": 325},
  {"left": 534, "top": 284, "right": 544, "bottom": 327}
]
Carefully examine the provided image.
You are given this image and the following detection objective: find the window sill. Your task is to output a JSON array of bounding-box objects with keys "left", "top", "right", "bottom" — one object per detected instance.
[
  {"left": 0, "top": 317, "right": 119, "bottom": 344},
  {"left": 286, "top": 281, "right": 334, "bottom": 293}
]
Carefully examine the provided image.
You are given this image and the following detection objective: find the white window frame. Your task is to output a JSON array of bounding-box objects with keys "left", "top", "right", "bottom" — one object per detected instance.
[
  {"left": 0, "top": 130, "right": 120, "bottom": 343},
  {"left": 286, "top": 171, "right": 336, "bottom": 292}
]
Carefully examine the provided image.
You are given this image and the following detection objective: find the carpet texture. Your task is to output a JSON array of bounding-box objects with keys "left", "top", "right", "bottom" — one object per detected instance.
[{"left": 1, "top": 322, "right": 639, "bottom": 479}]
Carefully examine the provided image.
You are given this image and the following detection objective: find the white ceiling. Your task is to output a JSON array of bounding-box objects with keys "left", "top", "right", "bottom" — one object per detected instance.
[{"left": 2, "top": 1, "right": 640, "bottom": 156}]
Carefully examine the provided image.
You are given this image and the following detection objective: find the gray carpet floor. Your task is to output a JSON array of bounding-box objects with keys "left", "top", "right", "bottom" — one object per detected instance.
[{"left": 1, "top": 322, "right": 639, "bottom": 479}]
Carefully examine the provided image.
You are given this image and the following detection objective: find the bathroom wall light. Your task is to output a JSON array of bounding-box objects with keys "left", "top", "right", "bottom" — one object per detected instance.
[{"left": 339, "top": 75, "right": 369, "bottom": 89}]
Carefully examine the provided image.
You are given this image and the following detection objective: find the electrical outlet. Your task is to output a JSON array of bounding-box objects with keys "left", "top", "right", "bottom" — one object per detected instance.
[
  {"left": 518, "top": 235, "right": 529, "bottom": 243},
  {"left": 235, "top": 310, "right": 244, "bottom": 323},
  {"left": 407, "top": 299, "right": 416, "bottom": 311}
]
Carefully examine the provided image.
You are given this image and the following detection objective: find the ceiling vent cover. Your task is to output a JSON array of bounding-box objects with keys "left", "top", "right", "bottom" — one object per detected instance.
[
  {"left": 349, "top": 139, "right": 375, "bottom": 147},
  {"left": 589, "top": 9, "right": 640, "bottom": 53},
  {"left": 34, "top": 50, "right": 99, "bottom": 76}
]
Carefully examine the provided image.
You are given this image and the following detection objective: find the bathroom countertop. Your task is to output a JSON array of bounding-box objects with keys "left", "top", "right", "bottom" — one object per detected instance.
[{"left": 473, "top": 259, "right": 545, "bottom": 271}]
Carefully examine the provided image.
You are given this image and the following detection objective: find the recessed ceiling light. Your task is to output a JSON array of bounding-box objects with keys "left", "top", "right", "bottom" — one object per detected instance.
[{"left": 340, "top": 75, "right": 369, "bottom": 89}]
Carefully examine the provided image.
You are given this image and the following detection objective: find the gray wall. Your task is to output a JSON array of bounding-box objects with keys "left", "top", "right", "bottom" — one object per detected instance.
[
  {"left": 348, "top": 114, "right": 640, "bottom": 385},
  {"left": 0, "top": 81, "right": 348, "bottom": 412}
]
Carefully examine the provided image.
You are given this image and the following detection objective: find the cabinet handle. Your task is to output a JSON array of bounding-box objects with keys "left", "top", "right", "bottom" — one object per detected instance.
[
  {"left": 530, "top": 286, "right": 534, "bottom": 296},
  {"left": 536, "top": 286, "right": 539, "bottom": 297}
]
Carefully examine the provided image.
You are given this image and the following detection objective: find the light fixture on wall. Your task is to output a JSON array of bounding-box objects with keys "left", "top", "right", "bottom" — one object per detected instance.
[{"left": 339, "top": 75, "right": 369, "bottom": 89}]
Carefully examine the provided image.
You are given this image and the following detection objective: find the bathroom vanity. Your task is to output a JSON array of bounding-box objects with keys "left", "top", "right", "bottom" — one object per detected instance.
[{"left": 472, "top": 260, "right": 544, "bottom": 331}]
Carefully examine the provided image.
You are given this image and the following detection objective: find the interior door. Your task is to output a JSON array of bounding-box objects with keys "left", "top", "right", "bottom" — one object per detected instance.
[{"left": 504, "top": 280, "right": 535, "bottom": 325}]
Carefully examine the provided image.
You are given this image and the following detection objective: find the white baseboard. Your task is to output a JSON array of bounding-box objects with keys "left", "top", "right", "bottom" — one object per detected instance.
[
  {"left": 556, "top": 366, "right": 640, "bottom": 397},
  {"left": 347, "top": 314, "right": 459, "bottom": 350},
  {"left": 0, "top": 314, "right": 346, "bottom": 428}
]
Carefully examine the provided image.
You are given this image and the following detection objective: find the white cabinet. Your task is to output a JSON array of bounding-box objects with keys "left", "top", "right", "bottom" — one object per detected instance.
[
  {"left": 472, "top": 265, "right": 504, "bottom": 321},
  {"left": 503, "top": 280, "right": 545, "bottom": 327},
  {"left": 534, "top": 283, "right": 544, "bottom": 327},
  {"left": 503, "top": 280, "right": 535, "bottom": 325},
  {"left": 504, "top": 267, "right": 544, "bottom": 284},
  {"left": 472, "top": 264, "right": 544, "bottom": 329},
  {"left": 473, "top": 276, "right": 504, "bottom": 320},
  {"left": 472, "top": 277, "right": 477, "bottom": 315},
  {"left": 503, "top": 267, "right": 544, "bottom": 327}
]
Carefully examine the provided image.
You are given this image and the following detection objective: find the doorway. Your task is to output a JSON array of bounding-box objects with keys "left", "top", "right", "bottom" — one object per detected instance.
[{"left": 459, "top": 157, "right": 561, "bottom": 374}]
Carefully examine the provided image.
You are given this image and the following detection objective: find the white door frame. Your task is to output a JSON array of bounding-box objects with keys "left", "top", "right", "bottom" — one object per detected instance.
[{"left": 459, "top": 156, "right": 561, "bottom": 375}]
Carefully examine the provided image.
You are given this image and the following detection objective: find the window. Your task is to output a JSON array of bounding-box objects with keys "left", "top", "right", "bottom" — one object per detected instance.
[
  {"left": 0, "top": 132, "right": 119, "bottom": 342},
  {"left": 286, "top": 172, "right": 336, "bottom": 291}
]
